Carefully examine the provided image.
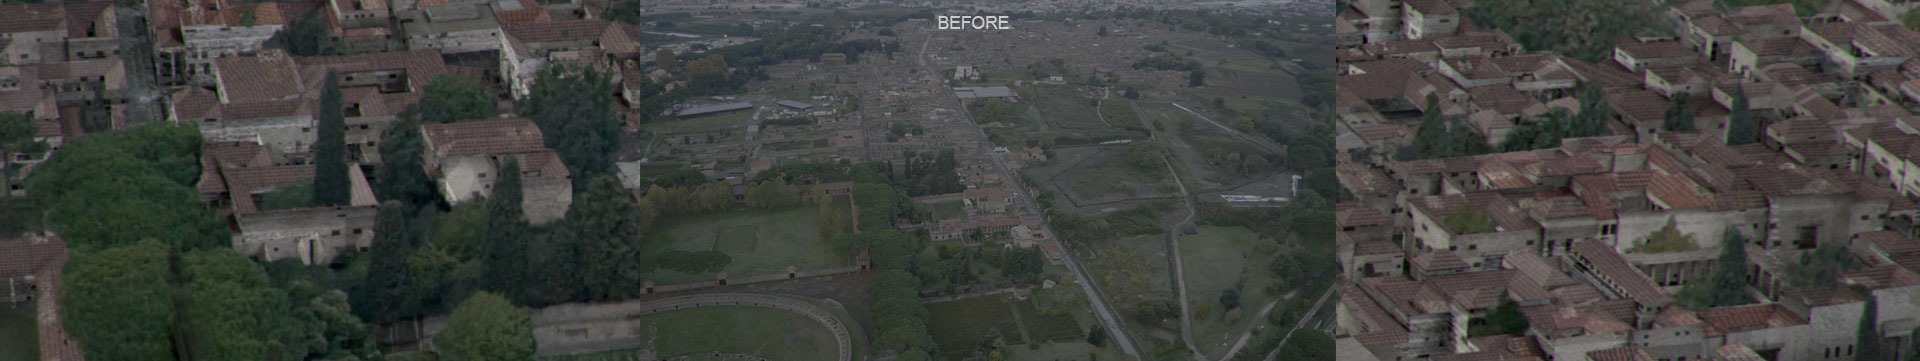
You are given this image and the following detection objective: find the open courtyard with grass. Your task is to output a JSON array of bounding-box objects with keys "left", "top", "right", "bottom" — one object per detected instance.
[
  {"left": 540, "top": 306, "right": 839, "bottom": 361},
  {"left": 1178, "top": 225, "right": 1282, "bottom": 358},
  {"left": 641, "top": 207, "right": 845, "bottom": 284}
]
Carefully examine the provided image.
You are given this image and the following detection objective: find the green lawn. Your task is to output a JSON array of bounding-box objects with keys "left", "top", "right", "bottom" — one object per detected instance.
[
  {"left": 928, "top": 296, "right": 1023, "bottom": 361},
  {"left": 1178, "top": 225, "right": 1280, "bottom": 358},
  {"left": 1097, "top": 100, "right": 1143, "bottom": 129},
  {"left": 927, "top": 200, "right": 965, "bottom": 220},
  {"left": 0, "top": 305, "right": 36, "bottom": 361},
  {"left": 642, "top": 207, "right": 842, "bottom": 284},
  {"left": 926, "top": 294, "right": 1084, "bottom": 361},
  {"left": 541, "top": 306, "right": 839, "bottom": 361},
  {"left": 1062, "top": 151, "right": 1166, "bottom": 200},
  {"left": 1021, "top": 85, "right": 1117, "bottom": 133}
]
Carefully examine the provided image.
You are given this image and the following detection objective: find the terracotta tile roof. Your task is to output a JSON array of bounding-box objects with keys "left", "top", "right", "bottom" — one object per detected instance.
[
  {"left": 1861, "top": 230, "right": 1920, "bottom": 256},
  {"left": 1505, "top": 251, "right": 1577, "bottom": 289},
  {"left": 1355, "top": 240, "right": 1399, "bottom": 257},
  {"left": 0, "top": 234, "right": 65, "bottom": 278},
  {"left": 1606, "top": 89, "right": 1668, "bottom": 123},
  {"left": 1615, "top": 38, "right": 1694, "bottom": 60},
  {"left": 1558, "top": 56, "right": 1641, "bottom": 88},
  {"left": 216, "top": 51, "right": 305, "bottom": 103},
  {"left": 1347, "top": 58, "right": 1431, "bottom": 76},
  {"left": 1521, "top": 302, "right": 1634, "bottom": 339},
  {"left": 503, "top": 149, "right": 571, "bottom": 179},
  {"left": 1716, "top": 342, "right": 1767, "bottom": 361},
  {"left": 1337, "top": 161, "right": 1396, "bottom": 196},
  {"left": 1337, "top": 201, "right": 1390, "bottom": 228},
  {"left": 1570, "top": 239, "right": 1670, "bottom": 307},
  {"left": 1843, "top": 266, "right": 1920, "bottom": 290},
  {"left": 495, "top": 7, "right": 552, "bottom": 25},
  {"left": 1469, "top": 84, "right": 1539, "bottom": 115},
  {"left": 1411, "top": 250, "right": 1470, "bottom": 272},
  {"left": 1763, "top": 64, "right": 1834, "bottom": 86},
  {"left": 1690, "top": 15, "right": 1740, "bottom": 37},
  {"left": 1698, "top": 303, "right": 1807, "bottom": 337},
  {"left": 1361, "top": 39, "right": 1441, "bottom": 57},
  {"left": 422, "top": 117, "right": 549, "bottom": 157},
  {"left": 1587, "top": 346, "right": 1655, "bottom": 361},
  {"left": 505, "top": 19, "right": 615, "bottom": 44},
  {"left": 1656, "top": 306, "right": 1702, "bottom": 328},
  {"left": 0, "top": 3, "right": 69, "bottom": 34},
  {"left": 35, "top": 245, "right": 81, "bottom": 361}
]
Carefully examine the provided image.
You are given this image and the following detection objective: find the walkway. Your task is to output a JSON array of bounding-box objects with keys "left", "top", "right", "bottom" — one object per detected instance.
[
  {"left": 532, "top": 293, "right": 852, "bottom": 361},
  {"left": 424, "top": 293, "right": 855, "bottom": 361}
]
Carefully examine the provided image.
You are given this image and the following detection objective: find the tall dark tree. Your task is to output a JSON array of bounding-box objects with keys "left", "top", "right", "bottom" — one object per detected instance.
[
  {"left": 1727, "top": 85, "right": 1756, "bottom": 145},
  {"left": 1681, "top": 227, "right": 1755, "bottom": 308},
  {"left": 375, "top": 114, "right": 438, "bottom": 207},
  {"left": 561, "top": 175, "right": 649, "bottom": 301},
  {"left": 358, "top": 201, "right": 418, "bottom": 323},
  {"left": 266, "top": 13, "right": 340, "bottom": 56},
  {"left": 483, "top": 158, "right": 529, "bottom": 301},
  {"left": 1189, "top": 69, "right": 1206, "bottom": 87},
  {"left": 312, "top": 70, "right": 350, "bottom": 207},
  {"left": 1663, "top": 95, "right": 1695, "bottom": 132},
  {"left": 520, "top": 65, "right": 622, "bottom": 189},
  {"left": 1575, "top": 85, "right": 1613, "bottom": 136},
  {"left": 1860, "top": 293, "right": 1882, "bottom": 361}
]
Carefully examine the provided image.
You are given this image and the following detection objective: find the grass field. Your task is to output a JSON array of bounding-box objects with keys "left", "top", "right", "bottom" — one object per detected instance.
[
  {"left": 542, "top": 306, "right": 839, "bottom": 361},
  {"left": 1097, "top": 100, "right": 1143, "bottom": 129},
  {"left": 0, "top": 306, "right": 35, "bottom": 361},
  {"left": 927, "top": 294, "right": 1086, "bottom": 361},
  {"left": 1021, "top": 85, "right": 1116, "bottom": 133},
  {"left": 1061, "top": 150, "right": 1168, "bottom": 201},
  {"left": 1178, "top": 225, "right": 1281, "bottom": 358},
  {"left": 928, "top": 296, "right": 1023, "bottom": 360},
  {"left": 642, "top": 207, "right": 841, "bottom": 284},
  {"left": 927, "top": 200, "right": 965, "bottom": 220},
  {"left": 1082, "top": 233, "right": 1173, "bottom": 316}
]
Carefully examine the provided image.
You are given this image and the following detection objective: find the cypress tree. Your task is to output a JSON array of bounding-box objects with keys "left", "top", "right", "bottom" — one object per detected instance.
[
  {"left": 1663, "top": 95, "right": 1694, "bottom": 132},
  {"left": 483, "top": 158, "right": 528, "bottom": 301},
  {"left": 1712, "top": 227, "right": 1754, "bottom": 307},
  {"left": 1727, "top": 85, "right": 1755, "bottom": 145},
  {"left": 1860, "top": 294, "right": 1881, "bottom": 361},
  {"left": 312, "top": 70, "right": 350, "bottom": 206}
]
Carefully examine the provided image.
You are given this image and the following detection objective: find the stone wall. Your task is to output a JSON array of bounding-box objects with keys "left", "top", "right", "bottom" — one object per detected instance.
[{"left": 235, "top": 205, "right": 378, "bottom": 265}]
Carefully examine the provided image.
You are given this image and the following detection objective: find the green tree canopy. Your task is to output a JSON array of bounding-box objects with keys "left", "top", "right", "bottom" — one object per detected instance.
[
  {"left": 26, "top": 123, "right": 224, "bottom": 251},
  {"left": 181, "top": 250, "right": 293, "bottom": 361},
  {"left": 419, "top": 75, "right": 499, "bottom": 124},
  {"left": 436, "top": 292, "right": 535, "bottom": 361},
  {"left": 520, "top": 65, "right": 621, "bottom": 188},
  {"left": 62, "top": 239, "right": 178, "bottom": 360}
]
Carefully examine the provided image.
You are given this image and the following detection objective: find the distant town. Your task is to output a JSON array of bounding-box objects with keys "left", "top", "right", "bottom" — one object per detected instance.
[
  {"left": 0, "top": 0, "right": 1333, "bottom": 360},
  {"left": 1336, "top": 0, "right": 1920, "bottom": 360}
]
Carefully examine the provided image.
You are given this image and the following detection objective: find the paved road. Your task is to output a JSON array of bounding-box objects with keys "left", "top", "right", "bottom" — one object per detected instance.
[{"left": 918, "top": 29, "right": 1143, "bottom": 359}]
